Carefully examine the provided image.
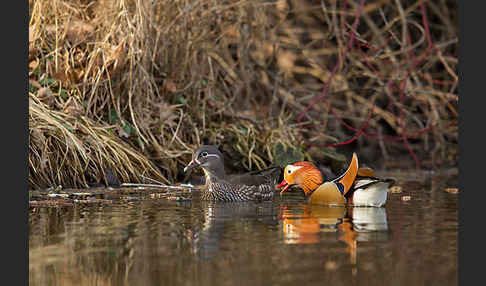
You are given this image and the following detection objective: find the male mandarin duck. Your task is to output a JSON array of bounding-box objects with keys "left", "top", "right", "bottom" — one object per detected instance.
[
  {"left": 278, "top": 204, "right": 389, "bottom": 274},
  {"left": 276, "top": 153, "right": 395, "bottom": 207},
  {"left": 280, "top": 205, "right": 346, "bottom": 244},
  {"left": 184, "top": 145, "right": 281, "bottom": 202}
]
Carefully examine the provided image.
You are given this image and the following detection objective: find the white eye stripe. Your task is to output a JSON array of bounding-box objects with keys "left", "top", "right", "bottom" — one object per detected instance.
[
  {"left": 205, "top": 154, "right": 220, "bottom": 159},
  {"left": 197, "top": 153, "right": 220, "bottom": 160},
  {"left": 285, "top": 165, "right": 302, "bottom": 174}
]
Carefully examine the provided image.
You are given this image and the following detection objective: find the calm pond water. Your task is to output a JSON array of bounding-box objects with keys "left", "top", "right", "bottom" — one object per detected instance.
[{"left": 29, "top": 170, "right": 458, "bottom": 286}]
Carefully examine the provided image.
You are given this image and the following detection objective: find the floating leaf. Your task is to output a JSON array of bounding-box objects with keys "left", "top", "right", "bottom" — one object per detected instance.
[
  {"left": 389, "top": 186, "right": 402, "bottom": 193},
  {"left": 444, "top": 187, "right": 458, "bottom": 194}
]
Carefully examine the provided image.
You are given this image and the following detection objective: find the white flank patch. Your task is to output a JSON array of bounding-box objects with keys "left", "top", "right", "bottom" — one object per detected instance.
[{"left": 352, "top": 181, "right": 389, "bottom": 207}]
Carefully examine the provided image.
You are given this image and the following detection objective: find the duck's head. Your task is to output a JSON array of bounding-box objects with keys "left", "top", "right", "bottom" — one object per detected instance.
[
  {"left": 184, "top": 145, "right": 225, "bottom": 179},
  {"left": 276, "top": 162, "right": 324, "bottom": 196}
]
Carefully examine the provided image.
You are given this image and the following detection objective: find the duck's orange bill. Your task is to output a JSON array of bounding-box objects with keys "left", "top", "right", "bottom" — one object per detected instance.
[{"left": 276, "top": 179, "right": 290, "bottom": 195}]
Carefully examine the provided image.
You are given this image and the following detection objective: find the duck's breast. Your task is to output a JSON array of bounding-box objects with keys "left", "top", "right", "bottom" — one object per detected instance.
[{"left": 309, "top": 182, "right": 346, "bottom": 206}]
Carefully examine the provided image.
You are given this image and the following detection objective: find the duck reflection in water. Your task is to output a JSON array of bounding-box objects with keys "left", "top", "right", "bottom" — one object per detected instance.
[
  {"left": 278, "top": 204, "right": 389, "bottom": 273},
  {"left": 188, "top": 200, "right": 278, "bottom": 260}
]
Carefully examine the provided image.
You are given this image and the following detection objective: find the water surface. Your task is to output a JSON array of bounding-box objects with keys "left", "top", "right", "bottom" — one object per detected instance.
[{"left": 29, "top": 170, "right": 458, "bottom": 286}]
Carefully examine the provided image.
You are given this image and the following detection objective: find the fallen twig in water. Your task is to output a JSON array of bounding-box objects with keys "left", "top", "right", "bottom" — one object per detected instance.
[
  {"left": 140, "top": 175, "right": 166, "bottom": 185},
  {"left": 120, "top": 183, "right": 193, "bottom": 190}
]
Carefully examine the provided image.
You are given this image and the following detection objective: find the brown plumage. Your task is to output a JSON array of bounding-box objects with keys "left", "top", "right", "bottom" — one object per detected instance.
[{"left": 184, "top": 145, "right": 281, "bottom": 202}]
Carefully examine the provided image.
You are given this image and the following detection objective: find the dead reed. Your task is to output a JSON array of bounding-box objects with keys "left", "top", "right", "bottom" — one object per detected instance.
[{"left": 29, "top": 0, "right": 458, "bottom": 189}]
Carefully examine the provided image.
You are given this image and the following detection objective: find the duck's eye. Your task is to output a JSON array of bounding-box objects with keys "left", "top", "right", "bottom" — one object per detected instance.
[
  {"left": 200, "top": 152, "right": 208, "bottom": 157},
  {"left": 287, "top": 169, "right": 292, "bottom": 174}
]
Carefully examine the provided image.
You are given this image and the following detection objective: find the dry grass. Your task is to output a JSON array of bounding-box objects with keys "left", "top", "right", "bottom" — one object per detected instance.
[{"left": 29, "top": 0, "right": 458, "bottom": 189}]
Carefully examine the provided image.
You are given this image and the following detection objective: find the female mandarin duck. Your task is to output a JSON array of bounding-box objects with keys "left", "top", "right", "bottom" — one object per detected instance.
[
  {"left": 276, "top": 153, "right": 395, "bottom": 207},
  {"left": 184, "top": 145, "right": 281, "bottom": 202}
]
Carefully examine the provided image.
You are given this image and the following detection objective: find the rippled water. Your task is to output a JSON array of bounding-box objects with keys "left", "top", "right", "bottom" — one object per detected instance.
[{"left": 29, "top": 170, "right": 458, "bottom": 286}]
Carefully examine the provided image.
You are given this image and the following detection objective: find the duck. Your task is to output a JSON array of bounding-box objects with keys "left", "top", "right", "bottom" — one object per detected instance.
[
  {"left": 276, "top": 153, "right": 395, "bottom": 207},
  {"left": 279, "top": 204, "right": 346, "bottom": 244},
  {"left": 183, "top": 145, "right": 281, "bottom": 202},
  {"left": 190, "top": 200, "right": 277, "bottom": 259}
]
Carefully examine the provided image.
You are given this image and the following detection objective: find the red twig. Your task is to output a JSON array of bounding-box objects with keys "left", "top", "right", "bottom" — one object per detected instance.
[
  {"left": 323, "top": 105, "right": 374, "bottom": 147},
  {"left": 393, "top": 0, "right": 434, "bottom": 167},
  {"left": 293, "top": 0, "right": 444, "bottom": 167},
  {"left": 418, "top": 73, "right": 457, "bottom": 86},
  {"left": 297, "top": 0, "right": 366, "bottom": 136}
]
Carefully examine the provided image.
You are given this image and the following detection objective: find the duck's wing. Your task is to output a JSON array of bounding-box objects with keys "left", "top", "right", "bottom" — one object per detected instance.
[
  {"left": 211, "top": 181, "right": 275, "bottom": 201},
  {"left": 231, "top": 184, "right": 274, "bottom": 201},
  {"left": 227, "top": 165, "right": 282, "bottom": 186},
  {"left": 331, "top": 153, "right": 359, "bottom": 197},
  {"left": 354, "top": 167, "right": 396, "bottom": 189}
]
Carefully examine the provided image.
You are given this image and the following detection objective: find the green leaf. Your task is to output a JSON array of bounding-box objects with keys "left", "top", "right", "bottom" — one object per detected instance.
[
  {"left": 318, "top": 147, "right": 346, "bottom": 163},
  {"left": 29, "top": 83, "right": 38, "bottom": 93},
  {"left": 272, "top": 142, "right": 305, "bottom": 168},
  {"left": 174, "top": 94, "right": 185, "bottom": 104},
  {"left": 38, "top": 78, "right": 48, "bottom": 86},
  {"left": 239, "top": 126, "right": 248, "bottom": 134},
  {"left": 136, "top": 137, "right": 143, "bottom": 148},
  {"left": 32, "top": 65, "right": 41, "bottom": 76},
  {"left": 122, "top": 121, "right": 135, "bottom": 135},
  {"left": 59, "top": 89, "right": 68, "bottom": 100},
  {"left": 39, "top": 77, "right": 56, "bottom": 86},
  {"left": 108, "top": 109, "right": 119, "bottom": 124},
  {"left": 62, "top": 122, "right": 75, "bottom": 133}
]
